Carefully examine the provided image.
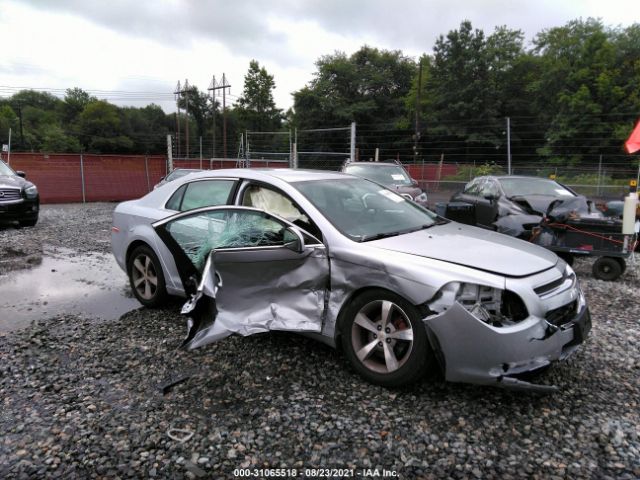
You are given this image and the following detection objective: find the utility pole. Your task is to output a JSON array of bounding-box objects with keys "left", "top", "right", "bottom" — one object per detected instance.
[
  {"left": 210, "top": 74, "right": 231, "bottom": 159},
  {"left": 174, "top": 81, "right": 181, "bottom": 158},
  {"left": 208, "top": 75, "right": 217, "bottom": 158},
  {"left": 175, "top": 79, "right": 191, "bottom": 158},
  {"left": 414, "top": 59, "right": 423, "bottom": 162}
]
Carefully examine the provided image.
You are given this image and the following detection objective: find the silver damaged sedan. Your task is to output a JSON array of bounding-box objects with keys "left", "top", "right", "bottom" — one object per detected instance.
[{"left": 111, "top": 169, "right": 591, "bottom": 390}]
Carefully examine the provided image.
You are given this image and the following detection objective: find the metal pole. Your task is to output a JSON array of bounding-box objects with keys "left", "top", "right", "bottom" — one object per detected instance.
[
  {"left": 245, "top": 130, "right": 250, "bottom": 168},
  {"left": 223, "top": 74, "right": 227, "bottom": 159},
  {"left": 199, "top": 136, "right": 203, "bottom": 169},
  {"left": 184, "top": 80, "right": 189, "bottom": 158},
  {"left": 80, "top": 152, "right": 86, "bottom": 203},
  {"left": 350, "top": 122, "right": 356, "bottom": 162},
  {"left": 414, "top": 60, "right": 423, "bottom": 162},
  {"left": 293, "top": 143, "right": 298, "bottom": 169},
  {"left": 375, "top": 147, "right": 379, "bottom": 162},
  {"left": 211, "top": 76, "right": 216, "bottom": 158},
  {"left": 167, "top": 134, "right": 173, "bottom": 173},
  {"left": 506, "top": 117, "right": 511, "bottom": 175},
  {"left": 7, "top": 128, "right": 11, "bottom": 164}
]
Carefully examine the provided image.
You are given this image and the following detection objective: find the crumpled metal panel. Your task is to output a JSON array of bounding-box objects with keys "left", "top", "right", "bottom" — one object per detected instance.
[
  {"left": 183, "top": 246, "right": 329, "bottom": 350},
  {"left": 424, "top": 302, "right": 574, "bottom": 386}
]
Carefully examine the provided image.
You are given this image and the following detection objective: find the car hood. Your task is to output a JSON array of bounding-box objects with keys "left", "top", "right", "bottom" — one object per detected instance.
[
  {"left": 508, "top": 194, "right": 585, "bottom": 216},
  {"left": 0, "top": 175, "right": 27, "bottom": 189},
  {"left": 369, "top": 222, "right": 558, "bottom": 277}
]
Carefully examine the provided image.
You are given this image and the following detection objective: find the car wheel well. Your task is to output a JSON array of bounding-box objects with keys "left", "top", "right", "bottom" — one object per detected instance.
[
  {"left": 126, "top": 240, "right": 153, "bottom": 265},
  {"left": 335, "top": 286, "right": 416, "bottom": 349}
]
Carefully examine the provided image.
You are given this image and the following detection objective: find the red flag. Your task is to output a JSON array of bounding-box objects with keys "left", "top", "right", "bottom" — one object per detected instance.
[{"left": 625, "top": 119, "right": 640, "bottom": 154}]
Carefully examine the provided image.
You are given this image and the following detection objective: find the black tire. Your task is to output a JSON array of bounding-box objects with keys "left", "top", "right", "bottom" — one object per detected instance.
[
  {"left": 127, "top": 245, "right": 168, "bottom": 307},
  {"left": 341, "top": 289, "right": 435, "bottom": 387},
  {"left": 592, "top": 256, "right": 622, "bottom": 281},
  {"left": 614, "top": 257, "right": 627, "bottom": 274},
  {"left": 20, "top": 216, "right": 38, "bottom": 227}
]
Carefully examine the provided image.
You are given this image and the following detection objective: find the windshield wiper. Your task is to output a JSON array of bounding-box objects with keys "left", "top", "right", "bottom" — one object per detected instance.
[
  {"left": 359, "top": 231, "right": 403, "bottom": 242},
  {"left": 359, "top": 222, "right": 445, "bottom": 242}
]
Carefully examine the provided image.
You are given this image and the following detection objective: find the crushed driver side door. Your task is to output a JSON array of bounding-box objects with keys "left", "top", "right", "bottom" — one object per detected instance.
[{"left": 153, "top": 206, "right": 329, "bottom": 349}]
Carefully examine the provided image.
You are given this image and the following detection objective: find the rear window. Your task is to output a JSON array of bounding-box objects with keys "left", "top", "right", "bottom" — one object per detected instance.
[{"left": 166, "top": 179, "right": 235, "bottom": 211}]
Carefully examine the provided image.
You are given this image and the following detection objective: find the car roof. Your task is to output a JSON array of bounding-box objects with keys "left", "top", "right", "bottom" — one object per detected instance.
[
  {"left": 184, "top": 168, "right": 350, "bottom": 183},
  {"left": 345, "top": 162, "right": 401, "bottom": 167},
  {"left": 493, "top": 175, "right": 557, "bottom": 181}
]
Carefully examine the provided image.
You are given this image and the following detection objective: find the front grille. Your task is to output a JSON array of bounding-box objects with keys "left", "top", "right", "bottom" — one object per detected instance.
[
  {"left": 534, "top": 276, "right": 565, "bottom": 295},
  {"left": 546, "top": 301, "right": 577, "bottom": 326},
  {"left": 0, "top": 188, "right": 21, "bottom": 201}
]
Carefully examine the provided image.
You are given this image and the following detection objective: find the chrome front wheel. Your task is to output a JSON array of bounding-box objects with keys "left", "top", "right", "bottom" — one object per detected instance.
[{"left": 342, "top": 290, "right": 433, "bottom": 387}]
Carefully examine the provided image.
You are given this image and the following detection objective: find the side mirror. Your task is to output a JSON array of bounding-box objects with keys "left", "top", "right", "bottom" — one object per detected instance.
[
  {"left": 16, "top": 171, "right": 26, "bottom": 178},
  {"left": 284, "top": 226, "right": 305, "bottom": 253}
]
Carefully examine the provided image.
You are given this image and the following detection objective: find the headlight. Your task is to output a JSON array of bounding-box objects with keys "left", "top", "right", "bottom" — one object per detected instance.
[
  {"left": 428, "top": 282, "right": 529, "bottom": 327},
  {"left": 25, "top": 185, "right": 38, "bottom": 199},
  {"left": 414, "top": 192, "right": 428, "bottom": 203}
]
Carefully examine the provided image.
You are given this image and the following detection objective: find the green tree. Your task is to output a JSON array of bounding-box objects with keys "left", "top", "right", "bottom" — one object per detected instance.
[
  {"left": 531, "top": 19, "right": 640, "bottom": 166},
  {"left": 418, "top": 21, "right": 528, "bottom": 162},
  {"left": 177, "top": 85, "right": 212, "bottom": 147},
  {"left": 236, "top": 60, "right": 282, "bottom": 132},
  {"left": 77, "top": 101, "right": 133, "bottom": 153},
  {"left": 0, "top": 105, "right": 18, "bottom": 146},
  {"left": 41, "top": 125, "right": 81, "bottom": 153},
  {"left": 60, "top": 88, "right": 96, "bottom": 124},
  {"left": 292, "top": 46, "right": 416, "bottom": 160}
]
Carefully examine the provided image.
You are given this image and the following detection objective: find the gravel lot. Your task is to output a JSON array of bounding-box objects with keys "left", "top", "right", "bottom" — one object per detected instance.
[{"left": 1, "top": 203, "right": 639, "bottom": 479}]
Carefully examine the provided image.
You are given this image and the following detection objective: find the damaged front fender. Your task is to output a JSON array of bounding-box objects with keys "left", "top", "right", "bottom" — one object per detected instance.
[{"left": 423, "top": 300, "right": 590, "bottom": 391}]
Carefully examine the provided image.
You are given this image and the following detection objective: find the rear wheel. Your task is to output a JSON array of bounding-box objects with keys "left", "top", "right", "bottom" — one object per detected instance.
[
  {"left": 127, "top": 245, "right": 168, "bottom": 307},
  {"left": 592, "top": 256, "right": 622, "bottom": 281},
  {"left": 341, "top": 289, "right": 434, "bottom": 387}
]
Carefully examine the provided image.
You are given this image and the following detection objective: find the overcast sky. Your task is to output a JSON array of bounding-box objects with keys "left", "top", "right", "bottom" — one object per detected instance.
[{"left": 0, "top": 0, "right": 636, "bottom": 112}]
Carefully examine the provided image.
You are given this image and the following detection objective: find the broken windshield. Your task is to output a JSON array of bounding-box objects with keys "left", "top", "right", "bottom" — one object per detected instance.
[
  {"left": 499, "top": 178, "right": 575, "bottom": 198},
  {"left": 293, "top": 177, "right": 438, "bottom": 242}
]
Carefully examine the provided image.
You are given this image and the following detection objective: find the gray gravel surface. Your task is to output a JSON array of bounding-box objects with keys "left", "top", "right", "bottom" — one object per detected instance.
[
  {"left": 0, "top": 203, "right": 113, "bottom": 274},
  {"left": 1, "top": 203, "right": 639, "bottom": 479}
]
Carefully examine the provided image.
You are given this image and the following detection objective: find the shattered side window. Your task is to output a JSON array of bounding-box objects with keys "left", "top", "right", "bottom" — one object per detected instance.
[{"left": 165, "top": 210, "right": 289, "bottom": 271}]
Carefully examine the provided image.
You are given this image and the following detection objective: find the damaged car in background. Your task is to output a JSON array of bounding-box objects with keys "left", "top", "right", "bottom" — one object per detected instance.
[
  {"left": 446, "top": 175, "right": 597, "bottom": 238},
  {"left": 112, "top": 169, "right": 591, "bottom": 390}
]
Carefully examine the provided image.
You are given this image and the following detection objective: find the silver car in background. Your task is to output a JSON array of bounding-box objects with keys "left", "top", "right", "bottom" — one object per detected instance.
[{"left": 111, "top": 169, "right": 591, "bottom": 390}]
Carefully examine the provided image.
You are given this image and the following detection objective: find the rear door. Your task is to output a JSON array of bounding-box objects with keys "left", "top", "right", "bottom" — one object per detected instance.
[{"left": 153, "top": 206, "right": 329, "bottom": 349}]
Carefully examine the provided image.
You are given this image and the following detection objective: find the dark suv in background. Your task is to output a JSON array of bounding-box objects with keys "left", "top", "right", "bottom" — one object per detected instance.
[
  {"left": 341, "top": 161, "right": 428, "bottom": 207},
  {"left": 0, "top": 159, "right": 39, "bottom": 227}
]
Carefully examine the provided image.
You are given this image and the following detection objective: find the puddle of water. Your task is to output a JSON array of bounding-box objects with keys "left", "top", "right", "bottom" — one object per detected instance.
[{"left": 0, "top": 247, "right": 141, "bottom": 333}]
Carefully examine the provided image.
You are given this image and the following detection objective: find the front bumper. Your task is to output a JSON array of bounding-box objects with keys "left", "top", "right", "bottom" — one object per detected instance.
[
  {"left": 424, "top": 295, "right": 591, "bottom": 391},
  {"left": 0, "top": 198, "right": 39, "bottom": 223}
]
